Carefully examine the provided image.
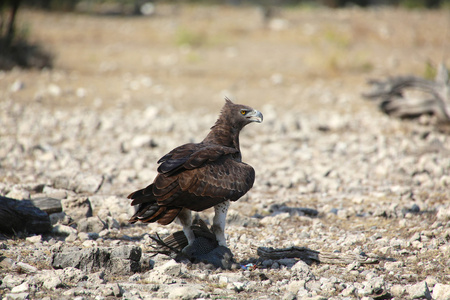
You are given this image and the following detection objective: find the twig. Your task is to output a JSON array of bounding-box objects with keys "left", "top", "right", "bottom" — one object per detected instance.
[{"left": 257, "top": 246, "right": 379, "bottom": 265}]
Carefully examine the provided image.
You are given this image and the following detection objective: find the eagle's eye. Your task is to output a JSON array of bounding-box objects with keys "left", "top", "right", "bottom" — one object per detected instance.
[{"left": 240, "top": 110, "right": 247, "bottom": 115}]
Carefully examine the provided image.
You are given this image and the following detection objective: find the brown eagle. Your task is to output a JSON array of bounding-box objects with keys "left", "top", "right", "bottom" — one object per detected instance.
[{"left": 128, "top": 98, "right": 263, "bottom": 252}]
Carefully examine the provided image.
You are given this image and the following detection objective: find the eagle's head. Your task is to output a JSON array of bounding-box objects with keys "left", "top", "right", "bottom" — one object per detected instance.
[{"left": 222, "top": 97, "right": 263, "bottom": 129}]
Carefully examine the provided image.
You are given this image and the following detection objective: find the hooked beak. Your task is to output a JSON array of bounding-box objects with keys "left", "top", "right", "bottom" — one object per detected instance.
[{"left": 246, "top": 110, "right": 263, "bottom": 123}]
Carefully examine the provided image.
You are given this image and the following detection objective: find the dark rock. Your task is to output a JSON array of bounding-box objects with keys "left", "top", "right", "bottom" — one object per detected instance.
[
  {"left": 52, "top": 245, "right": 141, "bottom": 275},
  {"left": 0, "top": 196, "right": 52, "bottom": 234},
  {"left": 30, "top": 197, "right": 62, "bottom": 214}
]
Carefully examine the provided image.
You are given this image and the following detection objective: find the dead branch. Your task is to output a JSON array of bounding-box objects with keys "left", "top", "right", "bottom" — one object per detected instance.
[
  {"left": 257, "top": 246, "right": 379, "bottom": 265},
  {"left": 363, "top": 63, "right": 450, "bottom": 124}
]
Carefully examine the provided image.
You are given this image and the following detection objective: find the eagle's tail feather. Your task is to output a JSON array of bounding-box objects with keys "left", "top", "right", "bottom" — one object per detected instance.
[
  {"left": 128, "top": 185, "right": 181, "bottom": 225},
  {"left": 156, "top": 207, "right": 182, "bottom": 225}
]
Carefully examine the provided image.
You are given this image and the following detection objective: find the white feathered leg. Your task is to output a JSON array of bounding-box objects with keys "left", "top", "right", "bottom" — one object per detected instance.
[
  {"left": 212, "top": 200, "right": 230, "bottom": 247},
  {"left": 177, "top": 208, "right": 195, "bottom": 246}
]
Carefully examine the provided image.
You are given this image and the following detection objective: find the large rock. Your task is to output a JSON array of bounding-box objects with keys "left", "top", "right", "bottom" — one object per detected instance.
[{"left": 52, "top": 245, "right": 141, "bottom": 275}]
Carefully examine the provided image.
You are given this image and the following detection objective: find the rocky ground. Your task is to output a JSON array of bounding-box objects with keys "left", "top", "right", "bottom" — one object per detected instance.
[{"left": 1, "top": 4, "right": 450, "bottom": 300}]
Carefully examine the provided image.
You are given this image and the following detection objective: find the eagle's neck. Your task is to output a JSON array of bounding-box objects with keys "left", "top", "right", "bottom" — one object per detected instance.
[{"left": 203, "top": 121, "right": 241, "bottom": 152}]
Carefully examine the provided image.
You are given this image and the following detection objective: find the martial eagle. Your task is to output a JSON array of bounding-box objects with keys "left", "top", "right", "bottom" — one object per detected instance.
[{"left": 128, "top": 98, "right": 263, "bottom": 255}]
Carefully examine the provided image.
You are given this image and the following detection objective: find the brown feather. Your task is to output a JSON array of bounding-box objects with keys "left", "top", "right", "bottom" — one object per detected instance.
[
  {"left": 139, "top": 206, "right": 167, "bottom": 223},
  {"left": 157, "top": 207, "right": 182, "bottom": 225},
  {"left": 127, "top": 99, "right": 261, "bottom": 225}
]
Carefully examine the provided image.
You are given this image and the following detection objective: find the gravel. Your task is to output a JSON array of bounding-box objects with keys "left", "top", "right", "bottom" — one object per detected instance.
[
  {"left": 1, "top": 90, "right": 449, "bottom": 299},
  {"left": 1, "top": 8, "right": 450, "bottom": 299}
]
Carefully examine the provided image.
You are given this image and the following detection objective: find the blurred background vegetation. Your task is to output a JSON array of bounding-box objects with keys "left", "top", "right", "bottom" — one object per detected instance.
[
  {"left": 0, "top": 0, "right": 449, "bottom": 71},
  {"left": 16, "top": 0, "right": 450, "bottom": 11}
]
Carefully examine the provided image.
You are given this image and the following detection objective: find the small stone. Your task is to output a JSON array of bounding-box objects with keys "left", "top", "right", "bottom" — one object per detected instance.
[
  {"left": 384, "top": 260, "right": 404, "bottom": 271},
  {"left": 292, "top": 260, "right": 310, "bottom": 273},
  {"left": 437, "top": 206, "right": 450, "bottom": 221},
  {"left": 377, "top": 246, "right": 392, "bottom": 255},
  {"left": 78, "top": 232, "right": 90, "bottom": 241},
  {"left": 407, "top": 281, "right": 431, "bottom": 300},
  {"left": 48, "top": 83, "right": 61, "bottom": 96},
  {"left": 1, "top": 275, "right": 24, "bottom": 288},
  {"left": 219, "top": 276, "right": 228, "bottom": 285},
  {"left": 128, "top": 274, "right": 142, "bottom": 282},
  {"left": 43, "top": 276, "right": 63, "bottom": 290},
  {"left": 432, "top": 284, "right": 450, "bottom": 300},
  {"left": 282, "top": 292, "right": 296, "bottom": 300},
  {"left": 4, "top": 293, "right": 29, "bottom": 299},
  {"left": 61, "top": 196, "right": 93, "bottom": 221},
  {"left": 52, "top": 224, "right": 77, "bottom": 236},
  {"left": 10, "top": 80, "right": 24, "bottom": 92},
  {"left": 82, "top": 239, "right": 96, "bottom": 247},
  {"left": 409, "top": 232, "right": 421, "bottom": 242},
  {"left": 76, "top": 87, "right": 86, "bottom": 98},
  {"left": 346, "top": 261, "right": 360, "bottom": 271},
  {"left": 11, "top": 282, "right": 29, "bottom": 293},
  {"left": 409, "top": 204, "right": 420, "bottom": 213},
  {"left": 87, "top": 271, "right": 106, "bottom": 285},
  {"left": 390, "top": 284, "right": 406, "bottom": 297},
  {"left": 287, "top": 280, "right": 305, "bottom": 294},
  {"left": 155, "top": 259, "right": 181, "bottom": 277},
  {"left": 232, "top": 281, "right": 246, "bottom": 292},
  {"left": 5, "top": 188, "right": 30, "bottom": 200},
  {"left": 77, "top": 216, "right": 107, "bottom": 233},
  {"left": 167, "top": 284, "right": 206, "bottom": 299},
  {"left": 342, "top": 285, "right": 356, "bottom": 297},
  {"left": 65, "top": 232, "right": 78, "bottom": 242},
  {"left": 43, "top": 186, "right": 68, "bottom": 199},
  {"left": 26, "top": 235, "right": 42, "bottom": 244},
  {"left": 16, "top": 262, "right": 38, "bottom": 274}
]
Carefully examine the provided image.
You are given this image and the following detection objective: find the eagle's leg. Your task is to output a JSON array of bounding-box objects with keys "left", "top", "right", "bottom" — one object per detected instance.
[
  {"left": 212, "top": 200, "right": 230, "bottom": 247},
  {"left": 177, "top": 208, "right": 195, "bottom": 246}
]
